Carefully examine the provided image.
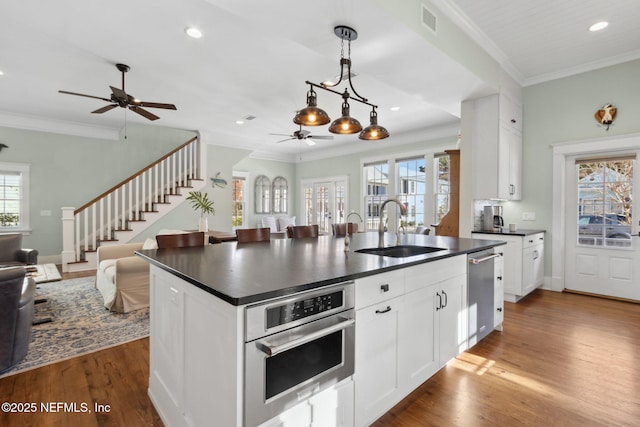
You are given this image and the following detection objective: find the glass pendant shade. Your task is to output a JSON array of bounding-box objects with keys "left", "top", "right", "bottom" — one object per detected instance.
[
  {"left": 359, "top": 108, "right": 389, "bottom": 140},
  {"left": 329, "top": 100, "right": 362, "bottom": 134},
  {"left": 293, "top": 88, "right": 330, "bottom": 126}
]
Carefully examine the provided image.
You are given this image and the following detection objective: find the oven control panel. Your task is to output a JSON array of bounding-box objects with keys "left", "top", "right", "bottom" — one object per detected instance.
[{"left": 266, "top": 290, "right": 343, "bottom": 328}]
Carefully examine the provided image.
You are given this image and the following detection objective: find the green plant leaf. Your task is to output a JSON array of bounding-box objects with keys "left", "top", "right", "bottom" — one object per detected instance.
[{"left": 186, "top": 191, "right": 215, "bottom": 215}]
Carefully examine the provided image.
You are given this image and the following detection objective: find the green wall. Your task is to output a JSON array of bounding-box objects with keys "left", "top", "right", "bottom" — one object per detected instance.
[
  {"left": 507, "top": 59, "right": 640, "bottom": 274},
  {"left": 0, "top": 123, "right": 196, "bottom": 256}
]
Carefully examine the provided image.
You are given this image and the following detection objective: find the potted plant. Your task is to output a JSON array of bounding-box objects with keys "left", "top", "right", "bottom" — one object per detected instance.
[{"left": 186, "top": 191, "right": 215, "bottom": 232}]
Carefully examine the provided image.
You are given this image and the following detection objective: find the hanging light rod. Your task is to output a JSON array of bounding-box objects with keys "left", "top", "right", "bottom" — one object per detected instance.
[
  {"left": 293, "top": 25, "right": 389, "bottom": 140},
  {"left": 305, "top": 81, "right": 377, "bottom": 109}
]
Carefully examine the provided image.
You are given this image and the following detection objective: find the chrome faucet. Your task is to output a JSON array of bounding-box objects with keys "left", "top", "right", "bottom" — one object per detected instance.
[
  {"left": 346, "top": 211, "right": 363, "bottom": 235},
  {"left": 378, "top": 198, "right": 407, "bottom": 247}
]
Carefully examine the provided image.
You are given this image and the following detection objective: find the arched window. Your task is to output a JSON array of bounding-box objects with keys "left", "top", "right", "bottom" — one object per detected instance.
[
  {"left": 272, "top": 176, "right": 288, "bottom": 214},
  {"left": 255, "top": 175, "right": 271, "bottom": 214}
]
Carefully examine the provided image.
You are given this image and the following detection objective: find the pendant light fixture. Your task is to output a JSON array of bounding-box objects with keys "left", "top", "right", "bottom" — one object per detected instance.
[
  {"left": 293, "top": 25, "right": 389, "bottom": 140},
  {"left": 359, "top": 107, "right": 389, "bottom": 140}
]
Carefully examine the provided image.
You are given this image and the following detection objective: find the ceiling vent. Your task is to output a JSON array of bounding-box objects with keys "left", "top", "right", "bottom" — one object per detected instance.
[{"left": 421, "top": 4, "right": 437, "bottom": 33}]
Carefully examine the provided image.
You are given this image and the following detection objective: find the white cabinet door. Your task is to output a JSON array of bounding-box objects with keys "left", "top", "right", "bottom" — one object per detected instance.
[
  {"left": 309, "top": 379, "right": 354, "bottom": 427},
  {"left": 398, "top": 286, "right": 439, "bottom": 391},
  {"left": 523, "top": 243, "right": 544, "bottom": 295},
  {"left": 354, "top": 297, "right": 402, "bottom": 427},
  {"left": 437, "top": 274, "right": 467, "bottom": 365}
]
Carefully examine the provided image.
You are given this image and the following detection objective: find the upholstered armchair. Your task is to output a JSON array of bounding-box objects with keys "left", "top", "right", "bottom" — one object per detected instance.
[
  {"left": 0, "top": 267, "right": 36, "bottom": 373},
  {"left": 0, "top": 233, "right": 38, "bottom": 267},
  {"left": 96, "top": 242, "right": 151, "bottom": 313}
]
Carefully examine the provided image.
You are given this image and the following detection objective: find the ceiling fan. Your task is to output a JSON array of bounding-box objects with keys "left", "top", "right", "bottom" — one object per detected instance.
[
  {"left": 270, "top": 126, "right": 334, "bottom": 146},
  {"left": 58, "top": 63, "right": 177, "bottom": 121}
]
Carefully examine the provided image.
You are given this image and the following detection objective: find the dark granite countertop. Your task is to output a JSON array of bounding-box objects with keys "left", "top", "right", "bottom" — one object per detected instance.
[
  {"left": 136, "top": 232, "right": 505, "bottom": 306},
  {"left": 472, "top": 228, "right": 546, "bottom": 237}
]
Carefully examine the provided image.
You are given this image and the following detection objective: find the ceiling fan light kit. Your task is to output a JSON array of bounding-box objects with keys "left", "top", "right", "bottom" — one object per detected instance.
[
  {"left": 293, "top": 25, "right": 389, "bottom": 141},
  {"left": 59, "top": 63, "right": 177, "bottom": 121}
]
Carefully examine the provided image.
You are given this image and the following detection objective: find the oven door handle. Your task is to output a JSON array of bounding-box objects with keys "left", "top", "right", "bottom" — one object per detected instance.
[{"left": 256, "top": 318, "right": 355, "bottom": 357}]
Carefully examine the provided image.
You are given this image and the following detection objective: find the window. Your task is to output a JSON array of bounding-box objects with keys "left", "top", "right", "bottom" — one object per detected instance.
[
  {"left": 576, "top": 156, "right": 633, "bottom": 247},
  {"left": 434, "top": 154, "right": 450, "bottom": 224},
  {"left": 363, "top": 162, "right": 389, "bottom": 230},
  {"left": 396, "top": 157, "right": 425, "bottom": 232},
  {"left": 272, "top": 176, "right": 288, "bottom": 214},
  {"left": 254, "top": 175, "right": 271, "bottom": 214},
  {"left": 0, "top": 162, "right": 30, "bottom": 232},
  {"left": 231, "top": 173, "right": 247, "bottom": 229}
]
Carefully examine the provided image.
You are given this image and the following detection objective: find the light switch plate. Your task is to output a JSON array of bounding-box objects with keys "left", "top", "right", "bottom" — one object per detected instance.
[{"left": 522, "top": 212, "right": 536, "bottom": 221}]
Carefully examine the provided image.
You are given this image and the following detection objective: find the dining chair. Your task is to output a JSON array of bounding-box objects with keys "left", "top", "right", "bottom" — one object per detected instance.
[
  {"left": 236, "top": 227, "right": 271, "bottom": 243},
  {"left": 415, "top": 226, "right": 431, "bottom": 235},
  {"left": 331, "top": 223, "right": 359, "bottom": 236},
  {"left": 287, "top": 225, "right": 319, "bottom": 238},
  {"left": 156, "top": 231, "right": 206, "bottom": 248}
]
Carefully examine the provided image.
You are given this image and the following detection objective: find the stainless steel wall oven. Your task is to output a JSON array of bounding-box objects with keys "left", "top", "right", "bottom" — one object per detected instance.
[{"left": 244, "top": 281, "right": 355, "bottom": 426}]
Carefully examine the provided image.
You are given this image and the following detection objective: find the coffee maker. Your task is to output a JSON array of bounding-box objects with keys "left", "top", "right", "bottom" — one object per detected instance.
[{"left": 483, "top": 205, "right": 504, "bottom": 231}]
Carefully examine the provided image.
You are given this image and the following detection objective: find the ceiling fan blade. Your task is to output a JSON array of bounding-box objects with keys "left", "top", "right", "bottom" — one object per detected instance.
[
  {"left": 136, "top": 101, "right": 177, "bottom": 110},
  {"left": 276, "top": 138, "right": 294, "bottom": 143},
  {"left": 308, "top": 135, "right": 334, "bottom": 140},
  {"left": 269, "top": 133, "right": 293, "bottom": 137},
  {"left": 92, "top": 104, "right": 118, "bottom": 114},
  {"left": 58, "top": 90, "right": 112, "bottom": 103},
  {"left": 129, "top": 106, "right": 160, "bottom": 121}
]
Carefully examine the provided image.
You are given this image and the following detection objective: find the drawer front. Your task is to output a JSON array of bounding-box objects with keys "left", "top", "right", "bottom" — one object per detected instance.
[
  {"left": 355, "top": 269, "right": 404, "bottom": 310},
  {"left": 523, "top": 232, "right": 544, "bottom": 249},
  {"left": 404, "top": 255, "right": 466, "bottom": 293}
]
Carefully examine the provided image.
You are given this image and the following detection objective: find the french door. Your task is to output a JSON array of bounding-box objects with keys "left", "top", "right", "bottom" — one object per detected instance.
[
  {"left": 302, "top": 177, "right": 347, "bottom": 234},
  {"left": 564, "top": 152, "right": 640, "bottom": 300}
]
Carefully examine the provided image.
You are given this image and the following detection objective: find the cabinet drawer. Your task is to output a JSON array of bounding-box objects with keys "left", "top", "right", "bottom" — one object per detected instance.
[
  {"left": 404, "top": 255, "right": 466, "bottom": 293},
  {"left": 355, "top": 269, "right": 404, "bottom": 310},
  {"left": 523, "top": 233, "right": 544, "bottom": 249}
]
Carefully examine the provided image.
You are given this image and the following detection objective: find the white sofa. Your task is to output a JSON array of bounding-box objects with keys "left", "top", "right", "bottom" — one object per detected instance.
[{"left": 96, "top": 240, "right": 154, "bottom": 313}]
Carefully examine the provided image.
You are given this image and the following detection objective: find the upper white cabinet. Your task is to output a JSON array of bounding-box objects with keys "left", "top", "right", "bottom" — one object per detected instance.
[{"left": 471, "top": 93, "right": 523, "bottom": 200}]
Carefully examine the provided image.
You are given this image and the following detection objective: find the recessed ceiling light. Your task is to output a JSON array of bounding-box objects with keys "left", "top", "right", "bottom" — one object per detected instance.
[
  {"left": 185, "top": 27, "right": 203, "bottom": 38},
  {"left": 0, "top": 70, "right": 4, "bottom": 76},
  {"left": 390, "top": 106, "right": 400, "bottom": 111},
  {"left": 589, "top": 21, "right": 609, "bottom": 32},
  {"left": 235, "top": 120, "right": 244, "bottom": 125}
]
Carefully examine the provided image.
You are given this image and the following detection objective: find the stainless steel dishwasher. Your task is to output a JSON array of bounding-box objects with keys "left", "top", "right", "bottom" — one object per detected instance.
[{"left": 468, "top": 249, "right": 500, "bottom": 347}]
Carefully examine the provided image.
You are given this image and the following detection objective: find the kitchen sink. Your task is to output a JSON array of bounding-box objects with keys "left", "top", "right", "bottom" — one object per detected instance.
[{"left": 355, "top": 245, "right": 446, "bottom": 258}]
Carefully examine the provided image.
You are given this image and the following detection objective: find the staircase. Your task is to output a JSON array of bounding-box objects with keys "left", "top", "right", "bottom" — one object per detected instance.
[{"left": 61, "top": 136, "right": 205, "bottom": 272}]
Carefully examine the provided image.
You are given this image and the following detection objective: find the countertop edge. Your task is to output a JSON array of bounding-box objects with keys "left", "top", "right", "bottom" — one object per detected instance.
[{"left": 136, "top": 238, "right": 506, "bottom": 306}]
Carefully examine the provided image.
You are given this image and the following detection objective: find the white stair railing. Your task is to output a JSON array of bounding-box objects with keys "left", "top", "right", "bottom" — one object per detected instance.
[{"left": 61, "top": 137, "right": 200, "bottom": 269}]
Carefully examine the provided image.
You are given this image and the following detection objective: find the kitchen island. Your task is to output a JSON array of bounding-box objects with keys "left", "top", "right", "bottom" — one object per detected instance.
[{"left": 137, "top": 232, "right": 505, "bottom": 427}]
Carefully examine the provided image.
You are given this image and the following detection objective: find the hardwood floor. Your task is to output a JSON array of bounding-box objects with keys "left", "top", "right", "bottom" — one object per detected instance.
[{"left": 1, "top": 283, "right": 639, "bottom": 426}]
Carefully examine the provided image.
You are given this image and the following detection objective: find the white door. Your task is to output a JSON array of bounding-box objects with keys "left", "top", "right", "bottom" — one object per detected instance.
[
  {"left": 302, "top": 178, "right": 347, "bottom": 234},
  {"left": 564, "top": 153, "right": 640, "bottom": 300}
]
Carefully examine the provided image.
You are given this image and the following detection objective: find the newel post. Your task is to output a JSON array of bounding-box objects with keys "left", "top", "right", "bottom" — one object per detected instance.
[{"left": 61, "top": 207, "right": 76, "bottom": 272}]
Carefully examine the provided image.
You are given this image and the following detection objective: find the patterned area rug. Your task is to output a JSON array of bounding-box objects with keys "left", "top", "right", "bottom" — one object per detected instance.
[{"left": 1, "top": 276, "right": 149, "bottom": 377}]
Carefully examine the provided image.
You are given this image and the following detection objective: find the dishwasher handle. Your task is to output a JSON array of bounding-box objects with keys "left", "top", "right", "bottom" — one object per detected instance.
[{"left": 468, "top": 253, "right": 500, "bottom": 264}]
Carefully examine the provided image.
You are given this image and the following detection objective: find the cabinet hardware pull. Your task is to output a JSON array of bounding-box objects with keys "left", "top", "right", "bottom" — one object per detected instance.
[
  {"left": 497, "top": 307, "right": 503, "bottom": 312},
  {"left": 442, "top": 290, "right": 448, "bottom": 308},
  {"left": 436, "top": 292, "right": 442, "bottom": 311},
  {"left": 511, "top": 119, "right": 516, "bottom": 123},
  {"left": 380, "top": 284, "right": 389, "bottom": 292},
  {"left": 469, "top": 253, "right": 500, "bottom": 264},
  {"left": 375, "top": 306, "right": 392, "bottom": 314},
  {"left": 497, "top": 276, "right": 503, "bottom": 280}
]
